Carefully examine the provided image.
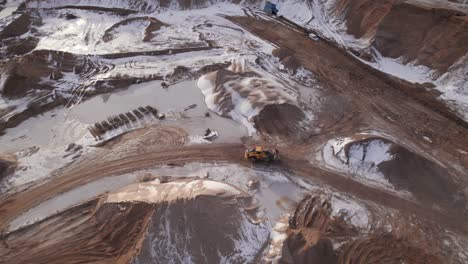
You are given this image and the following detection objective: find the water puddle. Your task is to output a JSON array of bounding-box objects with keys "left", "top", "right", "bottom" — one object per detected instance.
[{"left": 1, "top": 80, "right": 247, "bottom": 153}]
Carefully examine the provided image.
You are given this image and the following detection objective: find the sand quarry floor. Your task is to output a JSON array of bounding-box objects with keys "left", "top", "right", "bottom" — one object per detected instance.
[{"left": 0, "top": 1, "right": 467, "bottom": 264}]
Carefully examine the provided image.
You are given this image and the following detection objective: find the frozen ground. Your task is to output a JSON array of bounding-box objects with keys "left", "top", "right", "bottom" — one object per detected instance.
[
  {"left": 272, "top": 0, "right": 468, "bottom": 121},
  {"left": 197, "top": 59, "right": 300, "bottom": 135},
  {"left": 0, "top": 1, "right": 467, "bottom": 263},
  {"left": 317, "top": 135, "right": 413, "bottom": 198},
  {"left": 0, "top": 80, "right": 247, "bottom": 189},
  {"left": 7, "top": 162, "right": 371, "bottom": 236}
]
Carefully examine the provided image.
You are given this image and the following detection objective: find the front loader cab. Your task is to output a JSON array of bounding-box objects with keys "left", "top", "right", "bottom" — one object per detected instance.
[{"left": 245, "top": 146, "right": 279, "bottom": 163}]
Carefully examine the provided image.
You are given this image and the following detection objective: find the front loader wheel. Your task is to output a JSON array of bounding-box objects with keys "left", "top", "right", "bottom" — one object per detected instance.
[{"left": 248, "top": 157, "right": 257, "bottom": 163}]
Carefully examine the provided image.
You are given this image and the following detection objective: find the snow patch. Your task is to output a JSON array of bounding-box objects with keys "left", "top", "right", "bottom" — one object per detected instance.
[
  {"left": 188, "top": 135, "right": 211, "bottom": 145},
  {"left": 331, "top": 195, "right": 369, "bottom": 230},
  {"left": 365, "top": 49, "right": 433, "bottom": 84},
  {"left": 197, "top": 66, "right": 297, "bottom": 135},
  {"left": 319, "top": 136, "right": 412, "bottom": 197}
]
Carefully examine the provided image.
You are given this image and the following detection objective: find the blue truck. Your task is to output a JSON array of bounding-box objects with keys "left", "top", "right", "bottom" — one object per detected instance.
[{"left": 264, "top": 1, "right": 278, "bottom": 15}]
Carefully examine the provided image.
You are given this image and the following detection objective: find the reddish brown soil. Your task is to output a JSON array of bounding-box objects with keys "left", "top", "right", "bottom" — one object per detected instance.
[
  {"left": 252, "top": 103, "right": 308, "bottom": 141},
  {"left": 379, "top": 142, "right": 461, "bottom": 207},
  {"left": 228, "top": 15, "right": 468, "bottom": 176},
  {"left": 0, "top": 4, "right": 467, "bottom": 263},
  {"left": 0, "top": 154, "right": 16, "bottom": 181},
  {"left": 0, "top": 142, "right": 245, "bottom": 231},
  {"left": 334, "top": 0, "right": 468, "bottom": 73},
  {"left": 337, "top": 235, "right": 443, "bottom": 264},
  {"left": 282, "top": 194, "right": 444, "bottom": 264},
  {"left": 374, "top": 2, "right": 468, "bottom": 73},
  {"left": 280, "top": 194, "right": 444, "bottom": 264},
  {"left": 334, "top": 0, "right": 396, "bottom": 39},
  {"left": 101, "top": 16, "right": 167, "bottom": 43},
  {"left": 0, "top": 12, "right": 38, "bottom": 38},
  {"left": 0, "top": 199, "right": 155, "bottom": 264},
  {"left": 341, "top": 136, "right": 463, "bottom": 209},
  {"left": 0, "top": 177, "right": 260, "bottom": 264}
]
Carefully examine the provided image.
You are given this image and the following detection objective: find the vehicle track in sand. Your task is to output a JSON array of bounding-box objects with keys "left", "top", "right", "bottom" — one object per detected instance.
[
  {"left": 1, "top": 7, "right": 467, "bottom": 256},
  {"left": 0, "top": 143, "right": 467, "bottom": 237},
  {"left": 227, "top": 15, "right": 468, "bottom": 183}
]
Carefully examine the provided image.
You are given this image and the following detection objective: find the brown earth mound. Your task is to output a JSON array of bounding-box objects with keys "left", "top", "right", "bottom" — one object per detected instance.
[
  {"left": 0, "top": 154, "right": 16, "bottom": 180},
  {"left": 252, "top": 103, "right": 308, "bottom": 140},
  {"left": 133, "top": 184, "right": 264, "bottom": 263},
  {"left": 99, "top": 125, "right": 188, "bottom": 152},
  {"left": 0, "top": 10, "right": 41, "bottom": 56},
  {"left": 281, "top": 194, "right": 443, "bottom": 264},
  {"left": 337, "top": 234, "right": 442, "bottom": 264},
  {"left": 334, "top": 0, "right": 468, "bottom": 73},
  {"left": 341, "top": 137, "right": 463, "bottom": 210},
  {"left": 206, "top": 68, "right": 309, "bottom": 141},
  {"left": 281, "top": 194, "right": 337, "bottom": 264},
  {"left": 0, "top": 12, "right": 39, "bottom": 38},
  {"left": 0, "top": 178, "right": 264, "bottom": 264},
  {"left": 102, "top": 16, "right": 167, "bottom": 43},
  {"left": 272, "top": 48, "right": 301, "bottom": 73},
  {"left": 378, "top": 141, "right": 463, "bottom": 209},
  {"left": 0, "top": 50, "right": 79, "bottom": 97},
  {"left": 0, "top": 199, "right": 154, "bottom": 264},
  {"left": 374, "top": 2, "right": 468, "bottom": 73}
]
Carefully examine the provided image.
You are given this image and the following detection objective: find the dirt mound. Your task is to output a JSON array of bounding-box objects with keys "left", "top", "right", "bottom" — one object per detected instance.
[
  {"left": 0, "top": 50, "right": 79, "bottom": 97},
  {"left": 338, "top": 136, "right": 463, "bottom": 209},
  {"left": 378, "top": 141, "right": 463, "bottom": 208},
  {"left": 280, "top": 194, "right": 444, "bottom": 264},
  {"left": 282, "top": 195, "right": 337, "bottom": 263},
  {"left": 0, "top": 199, "right": 154, "bottom": 264},
  {"left": 132, "top": 181, "right": 267, "bottom": 263},
  {"left": 198, "top": 67, "right": 304, "bottom": 135},
  {"left": 334, "top": 0, "right": 468, "bottom": 73},
  {"left": 0, "top": 154, "right": 16, "bottom": 180},
  {"left": 0, "top": 10, "right": 41, "bottom": 56},
  {"left": 272, "top": 48, "right": 301, "bottom": 73},
  {"left": 338, "top": 234, "right": 442, "bottom": 264},
  {"left": 252, "top": 103, "right": 308, "bottom": 140},
  {"left": 102, "top": 16, "right": 166, "bottom": 43},
  {"left": 0, "top": 12, "right": 39, "bottom": 38},
  {"left": 333, "top": 0, "right": 396, "bottom": 40},
  {"left": 0, "top": 178, "right": 266, "bottom": 263},
  {"left": 374, "top": 2, "right": 468, "bottom": 73}
]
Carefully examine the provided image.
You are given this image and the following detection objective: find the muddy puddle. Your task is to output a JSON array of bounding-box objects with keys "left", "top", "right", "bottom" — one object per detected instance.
[{"left": 1, "top": 80, "right": 247, "bottom": 153}]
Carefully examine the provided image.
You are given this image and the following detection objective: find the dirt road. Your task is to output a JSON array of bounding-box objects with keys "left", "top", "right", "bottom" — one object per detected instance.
[
  {"left": 0, "top": 143, "right": 245, "bottom": 230},
  {"left": 1, "top": 142, "right": 467, "bottom": 236},
  {"left": 228, "top": 15, "right": 468, "bottom": 177}
]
